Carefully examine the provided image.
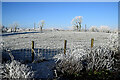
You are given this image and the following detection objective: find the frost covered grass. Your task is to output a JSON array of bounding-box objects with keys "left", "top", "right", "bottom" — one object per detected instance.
[
  {"left": 1, "top": 30, "right": 119, "bottom": 79},
  {"left": 2, "top": 30, "right": 112, "bottom": 50}
]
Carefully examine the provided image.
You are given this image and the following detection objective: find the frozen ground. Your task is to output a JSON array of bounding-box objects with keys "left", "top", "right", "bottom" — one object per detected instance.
[
  {"left": 2, "top": 30, "right": 111, "bottom": 50},
  {"left": 1, "top": 30, "right": 116, "bottom": 79}
]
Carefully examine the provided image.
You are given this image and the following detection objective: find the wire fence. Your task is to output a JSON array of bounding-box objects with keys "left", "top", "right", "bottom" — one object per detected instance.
[
  {"left": 9, "top": 38, "right": 109, "bottom": 63},
  {"left": 11, "top": 47, "right": 64, "bottom": 62}
]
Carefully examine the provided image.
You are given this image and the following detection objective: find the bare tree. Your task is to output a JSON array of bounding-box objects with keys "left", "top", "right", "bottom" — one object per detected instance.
[
  {"left": 13, "top": 22, "right": 19, "bottom": 32},
  {"left": 8, "top": 22, "right": 19, "bottom": 32},
  {"left": 34, "top": 22, "right": 36, "bottom": 31},
  {"left": 85, "top": 24, "right": 87, "bottom": 32},
  {"left": 9, "top": 24, "right": 13, "bottom": 32},
  {"left": 71, "top": 16, "right": 82, "bottom": 31},
  {"left": 0, "top": 24, "right": 3, "bottom": 33},
  {"left": 38, "top": 20, "right": 45, "bottom": 32}
]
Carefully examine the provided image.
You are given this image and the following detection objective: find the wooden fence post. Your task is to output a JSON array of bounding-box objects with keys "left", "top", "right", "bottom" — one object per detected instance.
[
  {"left": 64, "top": 40, "right": 67, "bottom": 55},
  {"left": 32, "top": 41, "right": 34, "bottom": 62},
  {"left": 91, "top": 38, "right": 94, "bottom": 48}
]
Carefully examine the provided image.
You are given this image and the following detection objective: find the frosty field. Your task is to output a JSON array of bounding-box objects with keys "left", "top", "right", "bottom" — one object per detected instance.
[
  {"left": 1, "top": 2, "right": 119, "bottom": 79},
  {"left": 1, "top": 30, "right": 119, "bottom": 79}
]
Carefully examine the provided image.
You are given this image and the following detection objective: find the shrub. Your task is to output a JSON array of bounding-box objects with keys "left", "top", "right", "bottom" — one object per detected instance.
[
  {"left": 54, "top": 45, "right": 117, "bottom": 78},
  {"left": 107, "top": 33, "right": 118, "bottom": 51},
  {"left": 53, "top": 33, "right": 119, "bottom": 79},
  {"left": 0, "top": 60, "right": 34, "bottom": 79}
]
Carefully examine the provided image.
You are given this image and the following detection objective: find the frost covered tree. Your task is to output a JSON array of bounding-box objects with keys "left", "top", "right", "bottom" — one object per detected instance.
[
  {"left": 71, "top": 16, "right": 82, "bottom": 31},
  {"left": 38, "top": 20, "right": 45, "bottom": 32},
  {"left": 13, "top": 22, "right": 19, "bottom": 32},
  {"left": 8, "top": 24, "right": 13, "bottom": 32},
  {"left": 1, "top": 25, "right": 8, "bottom": 33},
  {"left": 89, "top": 26, "right": 99, "bottom": 32},
  {"left": 99, "top": 26, "right": 111, "bottom": 33},
  {"left": 9, "top": 22, "right": 19, "bottom": 32}
]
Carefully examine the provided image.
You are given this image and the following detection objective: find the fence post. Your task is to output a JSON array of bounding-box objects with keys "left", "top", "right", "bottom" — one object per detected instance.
[
  {"left": 32, "top": 41, "right": 34, "bottom": 62},
  {"left": 91, "top": 38, "right": 94, "bottom": 48},
  {"left": 64, "top": 40, "right": 67, "bottom": 55}
]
